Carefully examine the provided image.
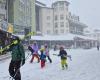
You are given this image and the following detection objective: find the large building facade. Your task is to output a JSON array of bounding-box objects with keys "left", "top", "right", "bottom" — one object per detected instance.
[
  {"left": 35, "top": 1, "right": 46, "bottom": 35},
  {"left": 8, "top": 0, "right": 35, "bottom": 34},
  {"left": 0, "top": 0, "right": 7, "bottom": 26},
  {"left": 37, "top": 0, "right": 87, "bottom": 35},
  {"left": 68, "top": 13, "right": 87, "bottom": 35},
  {"left": 52, "top": 1, "right": 70, "bottom": 35},
  {"left": 39, "top": 7, "right": 54, "bottom": 35}
]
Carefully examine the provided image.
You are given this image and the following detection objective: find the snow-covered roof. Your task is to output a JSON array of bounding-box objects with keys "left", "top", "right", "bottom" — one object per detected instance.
[
  {"left": 31, "top": 33, "right": 96, "bottom": 41},
  {"left": 12, "top": 33, "right": 96, "bottom": 41},
  {"left": 31, "top": 34, "right": 74, "bottom": 41}
]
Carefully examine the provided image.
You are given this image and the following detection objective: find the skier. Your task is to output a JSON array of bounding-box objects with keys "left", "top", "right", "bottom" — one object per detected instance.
[
  {"left": 40, "top": 46, "right": 46, "bottom": 68},
  {"left": 30, "top": 42, "right": 40, "bottom": 63},
  {"left": 97, "top": 45, "right": 99, "bottom": 51},
  {"left": 58, "top": 46, "right": 68, "bottom": 70},
  {"left": 8, "top": 36, "right": 25, "bottom": 80},
  {"left": 54, "top": 44, "right": 57, "bottom": 51},
  {"left": 44, "top": 44, "right": 52, "bottom": 63}
]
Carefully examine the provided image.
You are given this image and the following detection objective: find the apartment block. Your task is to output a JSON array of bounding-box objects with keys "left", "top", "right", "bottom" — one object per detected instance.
[
  {"left": 39, "top": 7, "right": 54, "bottom": 35},
  {"left": 0, "top": 0, "right": 7, "bottom": 26},
  {"left": 37, "top": 0, "right": 87, "bottom": 35},
  {"left": 8, "top": 0, "right": 34, "bottom": 34}
]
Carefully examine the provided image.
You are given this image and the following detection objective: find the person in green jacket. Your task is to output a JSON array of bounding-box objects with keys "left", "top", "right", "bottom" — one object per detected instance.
[{"left": 9, "top": 36, "right": 25, "bottom": 80}]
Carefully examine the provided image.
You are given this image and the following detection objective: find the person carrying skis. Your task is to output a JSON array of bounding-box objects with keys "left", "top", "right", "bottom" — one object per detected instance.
[
  {"left": 58, "top": 46, "right": 68, "bottom": 70},
  {"left": 44, "top": 44, "right": 52, "bottom": 63},
  {"left": 8, "top": 36, "right": 25, "bottom": 80},
  {"left": 30, "top": 42, "right": 40, "bottom": 63},
  {"left": 40, "top": 46, "right": 46, "bottom": 68}
]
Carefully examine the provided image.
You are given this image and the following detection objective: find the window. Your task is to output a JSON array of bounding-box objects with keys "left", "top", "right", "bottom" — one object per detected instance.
[
  {"left": 19, "top": 1, "right": 24, "bottom": 11},
  {"left": 47, "top": 23, "right": 50, "bottom": 26},
  {"left": 59, "top": 2, "right": 64, "bottom": 6},
  {"left": 55, "top": 30, "right": 58, "bottom": 34},
  {"left": 0, "top": 3, "right": 5, "bottom": 9},
  {"left": 60, "top": 22, "right": 64, "bottom": 27},
  {"left": 55, "top": 22, "right": 58, "bottom": 28},
  {"left": 60, "top": 29, "right": 64, "bottom": 33},
  {"left": 47, "top": 30, "right": 51, "bottom": 34},
  {"left": 47, "top": 16, "right": 50, "bottom": 20},
  {"left": 66, "top": 15, "right": 68, "bottom": 20},
  {"left": 59, "top": 7, "right": 64, "bottom": 11},
  {"left": 55, "top": 15, "right": 58, "bottom": 20},
  {"left": 59, "top": 2, "right": 64, "bottom": 11},
  {"left": 66, "top": 22, "right": 68, "bottom": 27},
  {"left": 54, "top": 7, "right": 58, "bottom": 12},
  {"left": 60, "top": 14, "right": 64, "bottom": 20}
]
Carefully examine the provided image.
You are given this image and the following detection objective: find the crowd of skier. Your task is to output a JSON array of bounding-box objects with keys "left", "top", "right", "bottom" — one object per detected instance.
[{"left": 5, "top": 36, "right": 70, "bottom": 80}]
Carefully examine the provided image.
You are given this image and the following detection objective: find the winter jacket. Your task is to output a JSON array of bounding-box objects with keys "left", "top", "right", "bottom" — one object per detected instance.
[
  {"left": 58, "top": 50, "right": 67, "bottom": 60},
  {"left": 40, "top": 48, "right": 46, "bottom": 60},
  {"left": 31, "top": 44, "right": 38, "bottom": 54},
  {"left": 10, "top": 43, "right": 25, "bottom": 61},
  {"left": 45, "top": 48, "right": 49, "bottom": 56}
]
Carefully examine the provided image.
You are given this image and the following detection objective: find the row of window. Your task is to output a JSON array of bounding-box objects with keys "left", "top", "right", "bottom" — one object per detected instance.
[
  {"left": 70, "top": 26, "right": 83, "bottom": 34},
  {"left": 55, "top": 15, "right": 68, "bottom": 20},
  {"left": 46, "top": 15, "right": 68, "bottom": 21},
  {"left": 55, "top": 22, "right": 69, "bottom": 28},
  {"left": 53, "top": 2, "right": 68, "bottom": 8},
  {"left": 46, "top": 29, "right": 69, "bottom": 35},
  {"left": 54, "top": 7, "right": 68, "bottom": 12},
  {"left": 54, "top": 29, "right": 69, "bottom": 34}
]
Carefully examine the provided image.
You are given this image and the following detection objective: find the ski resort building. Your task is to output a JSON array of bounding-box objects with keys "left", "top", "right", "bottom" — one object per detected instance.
[
  {"left": 8, "top": 0, "right": 35, "bottom": 34},
  {"left": 36, "top": 1, "right": 87, "bottom": 35},
  {"left": 0, "top": 0, "right": 7, "bottom": 29},
  {"left": 29, "top": 34, "right": 97, "bottom": 49}
]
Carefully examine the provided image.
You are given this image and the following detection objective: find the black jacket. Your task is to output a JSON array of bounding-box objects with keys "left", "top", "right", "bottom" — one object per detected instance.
[{"left": 58, "top": 50, "right": 67, "bottom": 59}]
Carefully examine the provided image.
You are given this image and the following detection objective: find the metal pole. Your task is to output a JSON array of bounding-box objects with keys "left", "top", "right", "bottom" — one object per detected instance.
[{"left": 6, "top": 0, "right": 8, "bottom": 23}]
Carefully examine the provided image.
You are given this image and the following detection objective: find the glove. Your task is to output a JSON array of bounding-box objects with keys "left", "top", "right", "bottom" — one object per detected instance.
[{"left": 21, "top": 59, "right": 25, "bottom": 66}]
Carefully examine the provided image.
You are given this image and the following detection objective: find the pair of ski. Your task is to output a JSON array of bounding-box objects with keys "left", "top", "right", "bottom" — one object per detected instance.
[{"left": 53, "top": 54, "right": 72, "bottom": 61}]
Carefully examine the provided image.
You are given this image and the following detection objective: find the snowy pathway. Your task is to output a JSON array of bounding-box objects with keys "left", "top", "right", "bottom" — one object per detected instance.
[{"left": 0, "top": 48, "right": 100, "bottom": 80}]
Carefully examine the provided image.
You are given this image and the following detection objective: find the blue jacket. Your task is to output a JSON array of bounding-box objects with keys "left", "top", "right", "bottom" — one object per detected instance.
[{"left": 40, "top": 50, "right": 46, "bottom": 60}]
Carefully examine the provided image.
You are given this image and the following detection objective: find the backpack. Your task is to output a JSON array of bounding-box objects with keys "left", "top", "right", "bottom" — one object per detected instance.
[{"left": 28, "top": 46, "right": 34, "bottom": 53}]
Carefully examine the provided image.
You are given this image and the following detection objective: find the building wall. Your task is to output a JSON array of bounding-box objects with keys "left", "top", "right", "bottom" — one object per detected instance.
[
  {"left": 0, "top": 0, "right": 7, "bottom": 25},
  {"left": 31, "top": 0, "right": 35, "bottom": 33},
  {"left": 39, "top": 7, "right": 54, "bottom": 35},
  {"left": 68, "top": 12, "right": 87, "bottom": 35},
  {"left": 37, "top": 1, "right": 87, "bottom": 35},
  {"left": 52, "top": 1, "right": 70, "bottom": 35},
  {"left": 35, "top": 1, "right": 46, "bottom": 35},
  {"left": 8, "top": 0, "right": 33, "bottom": 34}
]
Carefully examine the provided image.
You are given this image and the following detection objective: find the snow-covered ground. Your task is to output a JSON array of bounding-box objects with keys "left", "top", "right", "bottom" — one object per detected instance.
[{"left": 0, "top": 48, "right": 100, "bottom": 80}]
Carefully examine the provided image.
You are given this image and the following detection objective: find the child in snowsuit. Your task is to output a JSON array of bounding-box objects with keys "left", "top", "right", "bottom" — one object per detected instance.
[
  {"left": 30, "top": 42, "right": 40, "bottom": 63},
  {"left": 44, "top": 45, "right": 52, "bottom": 63},
  {"left": 58, "top": 46, "right": 68, "bottom": 70},
  {"left": 40, "top": 47, "right": 46, "bottom": 68}
]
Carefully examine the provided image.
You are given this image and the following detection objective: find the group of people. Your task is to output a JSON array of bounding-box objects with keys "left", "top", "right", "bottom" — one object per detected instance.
[
  {"left": 28, "top": 42, "right": 52, "bottom": 68},
  {"left": 7, "top": 36, "right": 69, "bottom": 80}
]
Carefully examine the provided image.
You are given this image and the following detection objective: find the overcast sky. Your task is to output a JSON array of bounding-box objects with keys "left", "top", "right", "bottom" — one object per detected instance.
[{"left": 38, "top": 0, "right": 100, "bottom": 30}]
